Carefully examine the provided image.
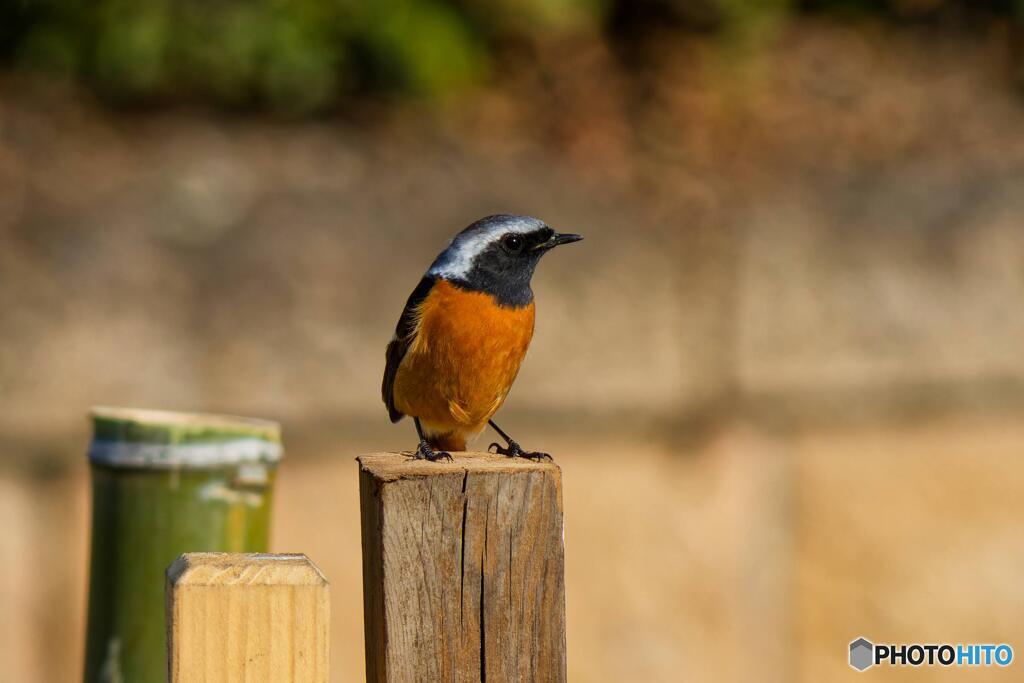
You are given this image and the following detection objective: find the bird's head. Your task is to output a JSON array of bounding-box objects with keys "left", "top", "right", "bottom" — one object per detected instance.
[{"left": 427, "top": 214, "right": 582, "bottom": 307}]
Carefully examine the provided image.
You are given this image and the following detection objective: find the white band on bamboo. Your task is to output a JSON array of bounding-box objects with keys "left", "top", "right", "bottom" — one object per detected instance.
[{"left": 88, "top": 437, "right": 283, "bottom": 468}]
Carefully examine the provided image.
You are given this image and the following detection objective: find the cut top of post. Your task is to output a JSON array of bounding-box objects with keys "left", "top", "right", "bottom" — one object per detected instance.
[
  {"left": 166, "top": 552, "right": 327, "bottom": 587},
  {"left": 357, "top": 451, "right": 560, "bottom": 482}
]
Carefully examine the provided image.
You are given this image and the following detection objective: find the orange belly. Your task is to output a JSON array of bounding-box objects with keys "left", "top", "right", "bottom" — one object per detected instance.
[{"left": 392, "top": 280, "right": 535, "bottom": 446}]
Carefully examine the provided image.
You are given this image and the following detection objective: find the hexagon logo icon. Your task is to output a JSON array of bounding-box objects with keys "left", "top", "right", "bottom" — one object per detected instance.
[{"left": 850, "top": 637, "right": 874, "bottom": 671}]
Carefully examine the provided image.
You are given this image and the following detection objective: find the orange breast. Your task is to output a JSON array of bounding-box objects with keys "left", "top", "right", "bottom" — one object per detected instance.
[{"left": 392, "top": 280, "right": 535, "bottom": 431}]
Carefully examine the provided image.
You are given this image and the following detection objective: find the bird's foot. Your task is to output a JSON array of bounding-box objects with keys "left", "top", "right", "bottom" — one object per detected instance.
[
  {"left": 489, "top": 440, "right": 552, "bottom": 461},
  {"left": 414, "top": 440, "right": 453, "bottom": 462}
]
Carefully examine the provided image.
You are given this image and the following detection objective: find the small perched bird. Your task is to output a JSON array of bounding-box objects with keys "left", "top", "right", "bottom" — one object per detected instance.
[{"left": 382, "top": 214, "right": 582, "bottom": 461}]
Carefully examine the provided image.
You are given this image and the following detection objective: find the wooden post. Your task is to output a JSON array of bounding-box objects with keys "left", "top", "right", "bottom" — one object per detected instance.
[
  {"left": 166, "top": 553, "right": 330, "bottom": 682},
  {"left": 83, "top": 408, "right": 282, "bottom": 683},
  {"left": 358, "top": 452, "right": 566, "bottom": 682}
]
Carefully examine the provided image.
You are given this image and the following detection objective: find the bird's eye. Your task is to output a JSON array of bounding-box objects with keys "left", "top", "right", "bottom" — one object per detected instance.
[{"left": 501, "top": 233, "right": 524, "bottom": 254}]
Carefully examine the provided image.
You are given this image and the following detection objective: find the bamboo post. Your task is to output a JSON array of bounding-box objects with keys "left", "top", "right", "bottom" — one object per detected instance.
[
  {"left": 358, "top": 452, "right": 566, "bottom": 682},
  {"left": 83, "top": 407, "right": 282, "bottom": 683},
  {"left": 166, "top": 552, "right": 330, "bottom": 682}
]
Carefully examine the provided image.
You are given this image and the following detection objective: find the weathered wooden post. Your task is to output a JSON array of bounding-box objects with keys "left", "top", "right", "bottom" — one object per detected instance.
[
  {"left": 166, "top": 552, "right": 330, "bottom": 682},
  {"left": 83, "top": 407, "right": 282, "bottom": 683},
  {"left": 358, "top": 452, "right": 566, "bottom": 682}
]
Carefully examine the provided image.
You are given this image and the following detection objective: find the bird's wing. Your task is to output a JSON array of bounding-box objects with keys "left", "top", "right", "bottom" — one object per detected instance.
[{"left": 382, "top": 276, "right": 436, "bottom": 423}]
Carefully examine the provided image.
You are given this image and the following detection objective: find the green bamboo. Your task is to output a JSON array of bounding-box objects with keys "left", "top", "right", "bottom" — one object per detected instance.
[{"left": 82, "top": 407, "right": 282, "bottom": 683}]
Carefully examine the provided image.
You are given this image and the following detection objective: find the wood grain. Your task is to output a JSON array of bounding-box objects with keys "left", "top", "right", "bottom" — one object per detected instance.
[
  {"left": 359, "top": 452, "right": 566, "bottom": 682},
  {"left": 165, "top": 552, "right": 330, "bottom": 682}
]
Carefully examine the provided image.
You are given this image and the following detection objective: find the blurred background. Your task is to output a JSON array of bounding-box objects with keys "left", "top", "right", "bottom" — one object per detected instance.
[{"left": 2, "top": 0, "right": 1024, "bottom": 680}]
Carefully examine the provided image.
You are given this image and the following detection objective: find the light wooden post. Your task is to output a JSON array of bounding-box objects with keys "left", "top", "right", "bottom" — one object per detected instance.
[
  {"left": 358, "top": 453, "right": 566, "bottom": 682},
  {"left": 166, "top": 552, "right": 330, "bottom": 682}
]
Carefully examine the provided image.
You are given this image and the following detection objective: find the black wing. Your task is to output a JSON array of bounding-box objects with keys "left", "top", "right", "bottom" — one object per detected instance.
[{"left": 382, "top": 276, "right": 436, "bottom": 423}]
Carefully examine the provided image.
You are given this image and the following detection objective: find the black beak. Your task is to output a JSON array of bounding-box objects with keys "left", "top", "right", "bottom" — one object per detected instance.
[{"left": 534, "top": 232, "right": 583, "bottom": 251}]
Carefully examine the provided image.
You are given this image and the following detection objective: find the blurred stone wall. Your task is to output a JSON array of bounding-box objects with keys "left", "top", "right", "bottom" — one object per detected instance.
[{"left": 3, "top": 25, "right": 1023, "bottom": 461}]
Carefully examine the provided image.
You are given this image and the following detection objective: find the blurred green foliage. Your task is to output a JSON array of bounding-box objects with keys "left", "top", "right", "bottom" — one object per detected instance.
[
  {"left": 0, "top": 0, "right": 1019, "bottom": 113},
  {"left": 0, "top": 0, "right": 601, "bottom": 112}
]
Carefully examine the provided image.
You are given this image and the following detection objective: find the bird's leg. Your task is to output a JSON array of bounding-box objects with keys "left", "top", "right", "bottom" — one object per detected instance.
[
  {"left": 487, "top": 419, "right": 552, "bottom": 461},
  {"left": 413, "top": 418, "right": 453, "bottom": 462}
]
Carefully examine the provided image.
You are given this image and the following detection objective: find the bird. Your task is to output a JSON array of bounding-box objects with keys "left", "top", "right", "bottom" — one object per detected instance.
[{"left": 382, "top": 214, "right": 582, "bottom": 462}]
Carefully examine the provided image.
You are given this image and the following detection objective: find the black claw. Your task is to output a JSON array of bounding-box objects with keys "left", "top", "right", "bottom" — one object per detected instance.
[
  {"left": 415, "top": 440, "right": 453, "bottom": 462},
  {"left": 522, "top": 451, "right": 553, "bottom": 461},
  {"left": 489, "top": 439, "right": 552, "bottom": 461}
]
